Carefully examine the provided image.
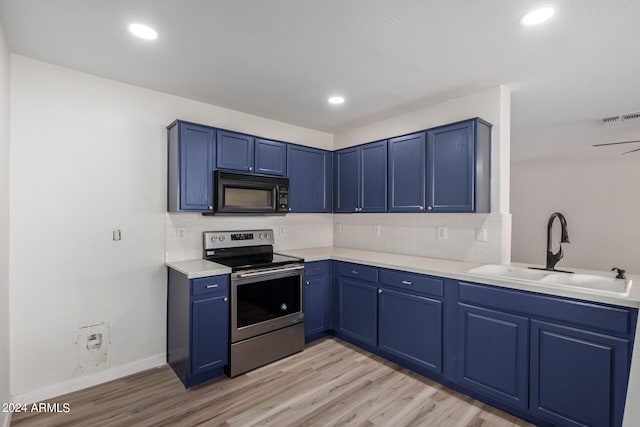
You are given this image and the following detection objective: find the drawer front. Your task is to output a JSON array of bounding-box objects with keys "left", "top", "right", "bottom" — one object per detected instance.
[
  {"left": 459, "top": 281, "right": 636, "bottom": 337},
  {"left": 380, "top": 269, "right": 443, "bottom": 297},
  {"left": 192, "top": 275, "right": 230, "bottom": 297},
  {"left": 337, "top": 262, "right": 379, "bottom": 283},
  {"left": 305, "top": 260, "right": 330, "bottom": 277}
]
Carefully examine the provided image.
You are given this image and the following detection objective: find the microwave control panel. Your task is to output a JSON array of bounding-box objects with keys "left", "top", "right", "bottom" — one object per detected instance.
[{"left": 278, "top": 186, "right": 289, "bottom": 210}]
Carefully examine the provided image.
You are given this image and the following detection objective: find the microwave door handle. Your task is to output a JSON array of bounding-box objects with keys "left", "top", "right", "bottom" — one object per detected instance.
[{"left": 237, "top": 265, "right": 304, "bottom": 278}]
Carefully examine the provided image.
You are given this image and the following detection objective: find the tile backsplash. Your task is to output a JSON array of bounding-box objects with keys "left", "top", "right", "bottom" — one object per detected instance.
[
  {"left": 166, "top": 213, "right": 334, "bottom": 262},
  {"left": 333, "top": 213, "right": 511, "bottom": 264},
  {"left": 167, "top": 212, "right": 510, "bottom": 264}
]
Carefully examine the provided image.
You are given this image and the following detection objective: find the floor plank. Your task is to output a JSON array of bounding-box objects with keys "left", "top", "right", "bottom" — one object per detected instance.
[{"left": 11, "top": 337, "right": 536, "bottom": 427}]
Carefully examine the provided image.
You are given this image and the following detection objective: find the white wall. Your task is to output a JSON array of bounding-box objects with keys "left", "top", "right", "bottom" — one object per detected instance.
[
  {"left": 9, "top": 55, "right": 332, "bottom": 402},
  {"left": 0, "top": 20, "right": 12, "bottom": 427},
  {"left": 333, "top": 86, "right": 512, "bottom": 264},
  {"left": 512, "top": 153, "right": 640, "bottom": 274}
]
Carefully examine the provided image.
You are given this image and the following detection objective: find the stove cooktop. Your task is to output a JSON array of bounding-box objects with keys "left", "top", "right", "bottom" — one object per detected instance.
[{"left": 205, "top": 252, "right": 302, "bottom": 272}]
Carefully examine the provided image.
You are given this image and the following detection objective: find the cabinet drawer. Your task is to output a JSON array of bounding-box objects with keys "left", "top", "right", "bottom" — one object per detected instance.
[
  {"left": 192, "top": 275, "right": 229, "bottom": 297},
  {"left": 305, "top": 260, "right": 330, "bottom": 277},
  {"left": 459, "top": 281, "right": 636, "bottom": 337},
  {"left": 380, "top": 269, "right": 443, "bottom": 297},
  {"left": 338, "top": 262, "right": 378, "bottom": 283}
]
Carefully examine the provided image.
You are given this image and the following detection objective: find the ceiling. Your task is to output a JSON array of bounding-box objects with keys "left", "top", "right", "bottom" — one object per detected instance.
[{"left": 0, "top": 0, "right": 639, "bottom": 160}]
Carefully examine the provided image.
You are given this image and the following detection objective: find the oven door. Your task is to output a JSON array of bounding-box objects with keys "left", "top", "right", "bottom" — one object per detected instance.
[{"left": 231, "top": 264, "right": 304, "bottom": 343}]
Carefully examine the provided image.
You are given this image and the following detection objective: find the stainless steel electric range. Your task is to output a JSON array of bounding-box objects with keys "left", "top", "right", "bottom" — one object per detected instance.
[{"left": 203, "top": 229, "right": 305, "bottom": 377}]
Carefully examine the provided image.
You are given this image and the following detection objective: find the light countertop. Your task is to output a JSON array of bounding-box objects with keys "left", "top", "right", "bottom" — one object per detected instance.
[
  {"left": 166, "top": 259, "right": 231, "bottom": 279},
  {"left": 277, "top": 246, "right": 640, "bottom": 308},
  {"left": 166, "top": 247, "right": 640, "bottom": 307}
]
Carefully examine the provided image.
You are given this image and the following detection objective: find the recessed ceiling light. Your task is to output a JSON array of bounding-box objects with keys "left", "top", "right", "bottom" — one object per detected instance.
[
  {"left": 520, "top": 6, "right": 555, "bottom": 26},
  {"left": 328, "top": 96, "right": 345, "bottom": 105},
  {"left": 128, "top": 23, "right": 158, "bottom": 40}
]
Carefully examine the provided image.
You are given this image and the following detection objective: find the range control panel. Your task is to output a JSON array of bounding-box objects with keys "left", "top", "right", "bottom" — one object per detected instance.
[{"left": 203, "top": 229, "right": 275, "bottom": 250}]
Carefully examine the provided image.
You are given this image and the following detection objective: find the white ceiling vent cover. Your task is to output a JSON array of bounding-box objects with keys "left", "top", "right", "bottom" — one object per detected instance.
[{"left": 601, "top": 111, "right": 640, "bottom": 125}]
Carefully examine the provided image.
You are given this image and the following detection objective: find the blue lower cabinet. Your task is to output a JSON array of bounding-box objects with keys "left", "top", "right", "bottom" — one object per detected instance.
[
  {"left": 457, "top": 303, "right": 529, "bottom": 410},
  {"left": 530, "top": 320, "right": 630, "bottom": 427},
  {"left": 378, "top": 287, "right": 442, "bottom": 373},
  {"left": 167, "top": 269, "right": 229, "bottom": 388},
  {"left": 192, "top": 294, "right": 229, "bottom": 375},
  {"left": 337, "top": 277, "right": 378, "bottom": 347},
  {"left": 304, "top": 261, "right": 331, "bottom": 339}
]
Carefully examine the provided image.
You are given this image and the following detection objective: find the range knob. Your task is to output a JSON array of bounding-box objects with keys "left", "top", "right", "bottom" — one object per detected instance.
[
  {"left": 219, "top": 235, "right": 225, "bottom": 242},
  {"left": 265, "top": 233, "right": 271, "bottom": 239},
  {"left": 210, "top": 236, "right": 217, "bottom": 242},
  {"left": 259, "top": 233, "right": 264, "bottom": 239}
]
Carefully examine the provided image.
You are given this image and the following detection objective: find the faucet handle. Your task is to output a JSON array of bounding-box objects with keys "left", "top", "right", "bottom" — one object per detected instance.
[{"left": 611, "top": 267, "right": 626, "bottom": 280}]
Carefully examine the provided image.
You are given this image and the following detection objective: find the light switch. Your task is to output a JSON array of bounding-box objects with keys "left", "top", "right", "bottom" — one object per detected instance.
[{"left": 437, "top": 226, "right": 447, "bottom": 240}]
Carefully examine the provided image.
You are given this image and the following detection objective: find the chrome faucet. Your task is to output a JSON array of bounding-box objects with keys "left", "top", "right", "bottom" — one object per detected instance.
[{"left": 531, "top": 212, "right": 573, "bottom": 273}]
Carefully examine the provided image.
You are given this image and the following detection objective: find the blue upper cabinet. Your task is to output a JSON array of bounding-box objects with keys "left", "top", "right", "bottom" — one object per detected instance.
[
  {"left": 254, "top": 138, "right": 287, "bottom": 176},
  {"left": 287, "top": 144, "right": 332, "bottom": 212},
  {"left": 388, "top": 132, "right": 426, "bottom": 212},
  {"left": 217, "top": 131, "right": 287, "bottom": 176},
  {"left": 360, "top": 141, "right": 387, "bottom": 212},
  {"left": 426, "top": 118, "right": 491, "bottom": 213},
  {"left": 216, "top": 130, "right": 255, "bottom": 173},
  {"left": 334, "top": 147, "right": 359, "bottom": 212},
  {"left": 167, "top": 121, "right": 216, "bottom": 212},
  {"left": 334, "top": 140, "right": 387, "bottom": 213}
]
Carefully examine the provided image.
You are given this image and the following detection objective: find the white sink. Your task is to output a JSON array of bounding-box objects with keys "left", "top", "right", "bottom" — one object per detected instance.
[
  {"left": 466, "top": 264, "right": 550, "bottom": 281},
  {"left": 539, "top": 273, "right": 631, "bottom": 294},
  {"left": 466, "top": 264, "right": 632, "bottom": 295}
]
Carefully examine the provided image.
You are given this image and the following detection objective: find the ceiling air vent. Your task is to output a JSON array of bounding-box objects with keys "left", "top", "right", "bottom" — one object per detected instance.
[{"left": 601, "top": 111, "right": 640, "bottom": 125}]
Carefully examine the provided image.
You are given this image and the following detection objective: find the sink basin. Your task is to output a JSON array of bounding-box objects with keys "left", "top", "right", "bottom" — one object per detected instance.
[
  {"left": 539, "top": 273, "right": 631, "bottom": 294},
  {"left": 467, "top": 264, "right": 550, "bottom": 281},
  {"left": 467, "top": 264, "right": 632, "bottom": 295}
]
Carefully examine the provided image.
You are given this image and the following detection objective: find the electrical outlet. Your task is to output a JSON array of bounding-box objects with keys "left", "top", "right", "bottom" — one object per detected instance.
[
  {"left": 177, "top": 228, "right": 186, "bottom": 240},
  {"left": 373, "top": 224, "right": 381, "bottom": 236},
  {"left": 437, "top": 226, "right": 448, "bottom": 240},
  {"left": 476, "top": 228, "right": 488, "bottom": 242},
  {"left": 112, "top": 229, "right": 121, "bottom": 241},
  {"left": 279, "top": 225, "right": 285, "bottom": 235},
  {"left": 336, "top": 223, "right": 343, "bottom": 233}
]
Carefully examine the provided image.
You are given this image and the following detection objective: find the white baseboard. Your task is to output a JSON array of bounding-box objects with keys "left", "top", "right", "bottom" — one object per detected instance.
[
  {"left": 12, "top": 354, "right": 166, "bottom": 405},
  {"left": 1, "top": 412, "right": 10, "bottom": 427}
]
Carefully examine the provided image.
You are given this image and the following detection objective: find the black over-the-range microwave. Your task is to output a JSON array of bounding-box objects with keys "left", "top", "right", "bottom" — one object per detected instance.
[{"left": 209, "top": 170, "right": 290, "bottom": 215}]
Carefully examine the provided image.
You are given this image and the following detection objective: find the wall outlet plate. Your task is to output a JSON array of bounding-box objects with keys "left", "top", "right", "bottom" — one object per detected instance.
[
  {"left": 476, "top": 228, "right": 488, "bottom": 242},
  {"left": 373, "top": 224, "right": 381, "bottom": 236},
  {"left": 437, "top": 226, "right": 448, "bottom": 240},
  {"left": 177, "top": 228, "right": 186, "bottom": 240}
]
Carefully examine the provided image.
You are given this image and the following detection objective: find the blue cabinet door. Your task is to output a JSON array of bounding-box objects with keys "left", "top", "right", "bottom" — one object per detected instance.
[
  {"left": 426, "top": 121, "right": 475, "bottom": 212},
  {"left": 191, "top": 294, "right": 229, "bottom": 375},
  {"left": 457, "top": 304, "right": 529, "bottom": 410},
  {"left": 216, "top": 130, "right": 254, "bottom": 172},
  {"left": 378, "top": 287, "right": 442, "bottom": 373},
  {"left": 334, "top": 148, "right": 360, "bottom": 212},
  {"left": 338, "top": 277, "right": 377, "bottom": 347},
  {"left": 287, "top": 144, "right": 332, "bottom": 212},
  {"left": 255, "top": 138, "right": 287, "bottom": 176},
  {"left": 530, "top": 320, "right": 630, "bottom": 427},
  {"left": 388, "top": 132, "right": 426, "bottom": 212},
  {"left": 172, "top": 122, "right": 215, "bottom": 212},
  {"left": 304, "top": 274, "right": 330, "bottom": 337},
  {"left": 360, "top": 140, "right": 387, "bottom": 212}
]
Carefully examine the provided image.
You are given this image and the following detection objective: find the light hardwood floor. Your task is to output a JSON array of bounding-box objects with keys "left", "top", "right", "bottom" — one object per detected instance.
[{"left": 12, "top": 338, "right": 536, "bottom": 427}]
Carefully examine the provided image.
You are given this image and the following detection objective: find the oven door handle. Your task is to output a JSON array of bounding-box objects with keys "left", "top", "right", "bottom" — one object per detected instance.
[{"left": 236, "top": 265, "right": 304, "bottom": 278}]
